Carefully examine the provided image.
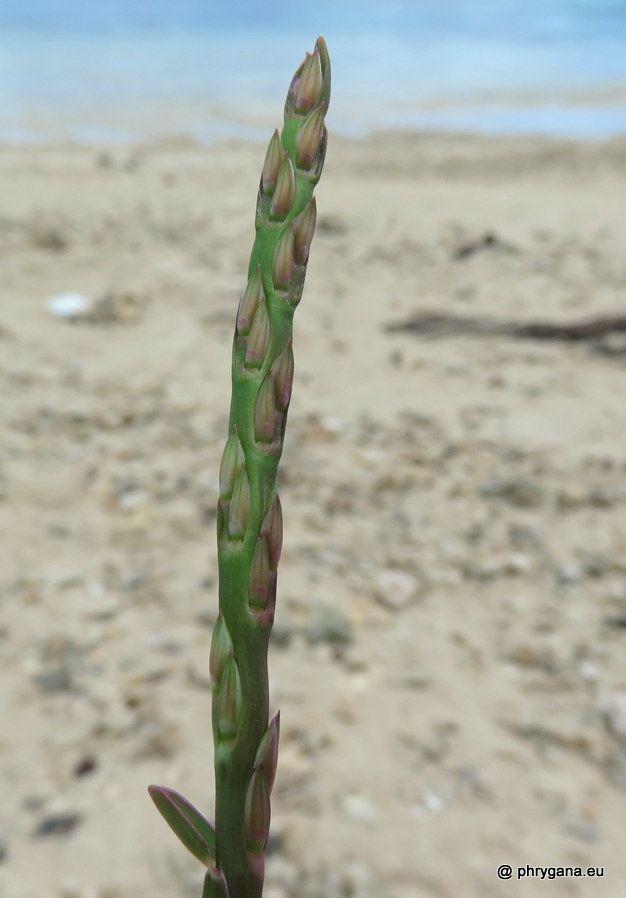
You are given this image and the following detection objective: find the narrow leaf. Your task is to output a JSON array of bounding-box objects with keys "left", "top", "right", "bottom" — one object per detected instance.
[{"left": 148, "top": 785, "right": 216, "bottom": 867}]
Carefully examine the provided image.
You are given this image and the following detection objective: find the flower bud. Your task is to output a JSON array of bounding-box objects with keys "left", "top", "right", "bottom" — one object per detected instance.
[
  {"left": 272, "top": 226, "right": 295, "bottom": 291},
  {"left": 237, "top": 266, "right": 264, "bottom": 337},
  {"left": 262, "top": 495, "right": 283, "bottom": 570},
  {"left": 209, "top": 613, "right": 232, "bottom": 685},
  {"left": 254, "top": 375, "right": 276, "bottom": 444},
  {"left": 261, "top": 130, "right": 282, "bottom": 196},
  {"left": 295, "top": 105, "right": 325, "bottom": 171},
  {"left": 269, "top": 155, "right": 296, "bottom": 222},
  {"left": 228, "top": 468, "right": 250, "bottom": 540},
  {"left": 244, "top": 766, "right": 271, "bottom": 854},
  {"left": 244, "top": 299, "right": 270, "bottom": 368},
  {"left": 217, "top": 654, "right": 242, "bottom": 740},
  {"left": 315, "top": 35, "right": 332, "bottom": 116},
  {"left": 218, "top": 429, "right": 244, "bottom": 500},
  {"left": 293, "top": 198, "right": 317, "bottom": 265},
  {"left": 271, "top": 342, "right": 294, "bottom": 412},
  {"left": 249, "top": 535, "right": 271, "bottom": 608},
  {"left": 255, "top": 712, "right": 280, "bottom": 792},
  {"left": 294, "top": 48, "right": 323, "bottom": 115}
]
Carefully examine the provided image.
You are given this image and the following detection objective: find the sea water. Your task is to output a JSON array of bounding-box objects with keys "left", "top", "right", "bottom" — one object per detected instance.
[{"left": 1, "top": 0, "right": 626, "bottom": 141}]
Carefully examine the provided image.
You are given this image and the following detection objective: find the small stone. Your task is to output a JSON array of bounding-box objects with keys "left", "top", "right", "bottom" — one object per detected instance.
[
  {"left": 589, "top": 487, "right": 615, "bottom": 507},
  {"left": 339, "top": 793, "right": 380, "bottom": 827},
  {"left": 423, "top": 792, "right": 444, "bottom": 812},
  {"left": 46, "top": 292, "right": 93, "bottom": 319},
  {"left": 73, "top": 755, "right": 97, "bottom": 778},
  {"left": 33, "top": 812, "right": 82, "bottom": 838},
  {"left": 338, "top": 860, "right": 375, "bottom": 898},
  {"left": 563, "top": 819, "right": 600, "bottom": 843},
  {"left": 31, "top": 225, "right": 68, "bottom": 251},
  {"left": 599, "top": 692, "right": 626, "bottom": 742},
  {"left": 556, "top": 563, "right": 582, "bottom": 586},
  {"left": 480, "top": 474, "right": 545, "bottom": 508},
  {"left": 375, "top": 568, "right": 419, "bottom": 609},
  {"left": 303, "top": 607, "right": 353, "bottom": 646},
  {"left": 34, "top": 666, "right": 73, "bottom": 694},
  {"left": 556, "top": 485, "right": 587, "bottom": 509}
]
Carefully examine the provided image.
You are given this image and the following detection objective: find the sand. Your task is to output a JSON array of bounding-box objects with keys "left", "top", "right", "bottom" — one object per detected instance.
[{"left": 1, "top": 130, "right": 626, "bottom": 898}]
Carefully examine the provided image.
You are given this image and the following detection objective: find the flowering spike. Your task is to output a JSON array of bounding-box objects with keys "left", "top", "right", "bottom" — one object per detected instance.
[
  {"left": 261, "top": 130, "right": 282, "bottom": 196},
  {"left": 255, "top": 712, "right": 280, "bottom": 792},
  {"left": 293, "top": 198, "right": 317, "bottom": 265},
  {"left": 269, "top": 155, "right": 296, "bottom": 221},
  {"left": 217, "top": 655, "right": 242, "bottom": 741},
  {"left": 196, "top": 38, "right": 331, "bottom": 898},
  {"left": 228, "top": 469, "right": 250, "bottom": 540},
  {"left": 271, "top": 342, "right": 294, "bottom": 412},
  {"left": 272, "top": 226, "right": 295, "bottom": 291},
  {"left": 249, "top": 535, "right": 271, "bottom": 608},
  {"left": 244, "top": 767, "right": 271, "bottom": 854},
  {"left": 244, "top": 299, "right": 270, "bottom": 368},
  {"left": 294, "top": 49, "right": 323, "bottom": 115},
  {"left": 236, "top": 266, "right": 264, "bottom": 337},
  {"left": 295, "top": 104, "right": 325, "bottom": 171},
  {"left": 262, "top": 495, "right": 283, "bottom": 570},
  {"left": 254, "top": 376, "right": 276, "bottom": 444},
  {"left": 209, "top": 613, "right": 232, "bottom": 686},
  {"left": 218, "top": 429, "right": 245, "bottom": 500}
]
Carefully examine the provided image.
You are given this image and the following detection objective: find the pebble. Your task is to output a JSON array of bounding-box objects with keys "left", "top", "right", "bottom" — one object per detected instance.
[
  {"left": 339, "top": 793, "right": 380, "bottom": 827},
  {"left": 556, "top": 563, "right": 583, "bottom": 586},
  {"left": 46, "top": 292, "right": 94, "bottom": 319},
  {"left": 303, "top": 607, "right": 353, "bottom": 646},
  {"left": 375, "top": 568, "right": 419, "bottom": 609},
  {"left": 33, "top": 812, "right": 83, "bottom": 838},
  {"left": 556, "top": 485, "right": 587, "bottom": 509},
  {"left": 480, "top": 474, "right": 545, "bottom": 508},
  {"left": 599, "top": 692, "right": 626, "bottom": 743},
  {"left": 563, "top": 819, "right": 600, "bottom": 844}
]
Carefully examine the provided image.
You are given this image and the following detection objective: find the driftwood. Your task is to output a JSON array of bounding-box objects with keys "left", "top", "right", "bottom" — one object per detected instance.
[{"left": 385, "top": 312, "right": 626, "bottom": 347}]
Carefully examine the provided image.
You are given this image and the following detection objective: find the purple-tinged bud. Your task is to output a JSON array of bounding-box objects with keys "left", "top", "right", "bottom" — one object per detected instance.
[
  {"left": 269, "top": 155, "right": 296, "bottom": 222},
  {"left": 219, "top": 428, "right": 244, "bottom": 500},
  {"left": 293, "top": 198, "right": 317, "bottom": 265},
  {"left": 209, "top": 612, "right": 232, "bottom": 686},
  {"left": 228, "top": 469, "right": 250, "bottom": 540},
  {"left": 272, "top": 226, "right": 295, "bottom": 291},
  {"left": 295, "top": 104, "right": 325, "bottom": 171},
  {"left": 244, "top": 299, "right": 270, "bottom": 368},
  {"left": 262, "top": 495, "right": 283, "bottom": 570},
  {"left": 254, "top": 375, "right": 276, "bottom": 444},
  {"left": 255, "top": 712, "right": 280, "bottom": 792},
  {"left": 237, "top": 266, "right": 264, "bottom": 337},
  {"left": 270, "top": 342, "right": 294, "bottom": 412},
  {"left": 294, "top": 48, "right": 323, "bottom": 115},
  {"left": 261, "top": 130, "right": 282, "bottom": 196},
  {"left": 249, "top": 535, "right": 271, "bottom": 608},
  {"left": 315, "top": 35, "right": 332, "bottom": 116},
  {"left": 244, "top": 766, "right": 271, "bottom": 854},
  {"left": 217, "top": 654, "right": 242, "bottom": 740}
]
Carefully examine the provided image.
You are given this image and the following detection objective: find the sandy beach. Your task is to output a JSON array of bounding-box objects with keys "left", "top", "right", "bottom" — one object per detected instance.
[{"left": 1, "top": 129, "right": 626, "bottom": 898}]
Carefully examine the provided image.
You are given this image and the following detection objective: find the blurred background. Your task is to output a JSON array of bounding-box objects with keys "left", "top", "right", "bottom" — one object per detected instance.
[
  {"left": 3, "top": 4, "right": 626, "bottom": 898},
  {"left": 2, "top": 0, "right": 626, "bottom": 141}
]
